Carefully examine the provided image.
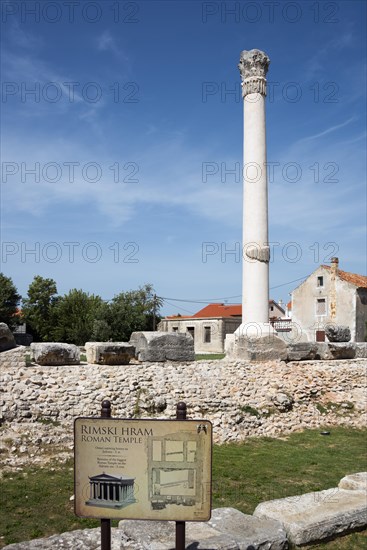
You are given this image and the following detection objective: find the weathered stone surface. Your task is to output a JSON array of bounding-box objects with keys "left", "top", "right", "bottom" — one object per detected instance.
[
  {"left": 254, "top": 488, "right": 367, "bottom": 545},
  {"left": 1, "top": 359, "right": 366, "bottom": 470},
  {"left": 2, "top": 527, "right": 122, "bottom": 549},
  {"left": 208, "top": 507, "right": 288, "bottom": 549},
  {"left": 316, "top": 343, "right": 356, "bottom": 360},
  {"left": 229, "top": 335, "right": 288, "bottom": 361},
  {"left": 326, "top": 325, "right": 351, "bottom": 342},
  {"left": 130, "top": 332, "right": 195, "bottom": 362},
  {"left": 0, "top": 322, "right": 16, "bottom": 352},
  {"left": 338, "top": 472, "right": 367, "bottom": 492},
  {"left": 0, "top": 346, "right": 26, "bottom": 370},
  {"left": 354, "top": 343, "right": 367, "bottom": 358},
  {"left": 85, "top": 342, "right": 135, "bottom": 365},
  {"left": 287, "top": 343, "right": 318, "bottom": 361},
  {"left": 272, "top": 392, "right": 293, "bottom": 412},
  {"left": 119, "top": 518, "right": 238, "bottom": 549},
  {"left": 30, "top": 343, "right": 80, "bottom": 366}
]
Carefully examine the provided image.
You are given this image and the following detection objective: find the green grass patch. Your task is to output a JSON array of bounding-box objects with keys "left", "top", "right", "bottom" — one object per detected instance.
[
  {"left": 0, "top": 461, "right": 106, "bottom": 547},
  {"left": 195, "top": 353, "right": 225, "bottom": 361},
  {"left": 239, "top": 405, "right": 261, "bottom": 418},
  {"left": 212, "top": 427, "right": 367, "bottom": 515},
  {"left": 0, "top": 427, "right": 366, "bottom": 548},
  {"left": 316, "top": 401, "right": 355, "bottom": 415}
]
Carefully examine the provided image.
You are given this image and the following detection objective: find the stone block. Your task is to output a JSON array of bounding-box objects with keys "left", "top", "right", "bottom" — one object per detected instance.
[
  {"left": 130, "top": 331, "right": 195, "bottom": 362},
  {"left": 31, "top": 343, "right": 80, "bottom": 366},
  {"left": 85, "top": 342, "right": 135, "bottom": 365},
  {"left": 0, "top": 322, "right": 16, "bottom": 352},
  {"left": 119, "top": 518, "right": 237, "bottom": 549},
  {"left": 208, "top": 507, "right": 288, "bottom": 549},
  {"left": 272, "top": 392, "right": 293, "bottom": 412},
  {"left": 254, "top": 487, "right": 367, "bottom": 546},
  {"left": 338, "top": 472, "right": 367, "bottom": 492},
  {"left": 119, "top": 508, "right": 287, "bottom": 549},
  {"left": 287, "top": 343, "right": 318, "bottom": 361},
  {"left": 316, "top": 343, "right": 356, "bottom": 360},
  {"left": 229, "top": 335, "right": 288, "bottom": 361},
  {"left": 325, "top": 325, "right": 351, "bottom": 342}
]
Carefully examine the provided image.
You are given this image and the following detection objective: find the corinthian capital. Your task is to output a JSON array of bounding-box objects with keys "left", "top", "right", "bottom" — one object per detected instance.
[{"left": 238, "top": 49, "right": 270, "bottom": 97}]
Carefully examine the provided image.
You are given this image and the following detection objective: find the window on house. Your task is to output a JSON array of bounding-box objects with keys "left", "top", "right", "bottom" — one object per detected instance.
[
  {"left": 172, "top": 327, "right": 178, "bottom": 332},
  {"left": 187, "top": 327, "right": 195, "bottom": 341},
  {"left": 316, "top": 298, "right": 326, "bottom": 316},
  {"left": 204, "top": 326, "right": 211, "bottom": 343},
  {"left": 270, "top": 305, "right": 274, "bottom": 311},
  {"left": 317, "top": 276, "right": 324, "bottom": 287}
]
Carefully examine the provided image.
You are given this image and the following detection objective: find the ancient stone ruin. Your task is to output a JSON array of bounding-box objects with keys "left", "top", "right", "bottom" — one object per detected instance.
[
  {"left": 130, "top": 331, "right": 195, "bottom": 362},
  {"left": 30, "top": 342, "right": 80, "bottom": 366},
  {"left": 85, "top": 342, "right": 135, "bottom": 365}
]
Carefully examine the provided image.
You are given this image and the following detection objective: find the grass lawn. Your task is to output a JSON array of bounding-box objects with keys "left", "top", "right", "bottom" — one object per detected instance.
[{"left": 0, "top": 427, "right": 366, "bottom": 548}]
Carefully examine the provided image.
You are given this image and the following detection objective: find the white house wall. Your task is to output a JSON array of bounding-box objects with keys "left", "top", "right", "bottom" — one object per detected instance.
[{"left": 291, "top": 266, "right": 361, "bottom": 341}]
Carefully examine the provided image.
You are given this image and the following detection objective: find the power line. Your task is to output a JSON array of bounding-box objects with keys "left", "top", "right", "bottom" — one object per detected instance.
[
  {"left": 160, "top": 275, "right": 308, "bottom": 305},
  {"left": 103, "top": 275, "right": 308, "bottom": 307},
  {"left": 270, "top": 275, "right": 308, "bottom": 290},
  {"left": 161, "top": 299, "right": 196, "bottom": 315},
  {"left": 160, "top": 295, "right": 240, "bottom": 304}
]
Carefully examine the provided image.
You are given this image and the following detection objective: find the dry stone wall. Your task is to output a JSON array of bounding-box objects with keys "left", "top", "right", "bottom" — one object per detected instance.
[
  {"left": 0, "top": 346, "right": 26, "bottom": 370},
  {"left": 1, "top": 359, "right": 366, "bottom": 455}
]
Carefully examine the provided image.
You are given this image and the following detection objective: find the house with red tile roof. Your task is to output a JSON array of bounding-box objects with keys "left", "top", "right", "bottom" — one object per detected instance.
[
  {"left": 159, "top": 300, "right": 285, "bottom": 354},
  {"left": 290, "top": 258, "right": 367, "bottom": 342}
]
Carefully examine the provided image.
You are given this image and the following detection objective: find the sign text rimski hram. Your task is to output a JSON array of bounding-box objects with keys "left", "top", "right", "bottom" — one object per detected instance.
[{"left": 74, "top": 418, "right": 212, "bottom": 521}]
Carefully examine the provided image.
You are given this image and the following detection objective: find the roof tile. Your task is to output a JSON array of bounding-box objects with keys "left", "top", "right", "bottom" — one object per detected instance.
[{"left": 322, "top": 266, "right": 367, "bottom": 288}]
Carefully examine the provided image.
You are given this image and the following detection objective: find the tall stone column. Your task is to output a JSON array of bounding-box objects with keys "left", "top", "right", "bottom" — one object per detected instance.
[{"left": 233, "top": 49, "right": 277, "bottom": 339}]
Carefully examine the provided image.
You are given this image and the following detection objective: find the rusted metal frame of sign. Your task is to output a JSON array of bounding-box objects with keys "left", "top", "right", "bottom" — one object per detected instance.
[
  {"left": 175, "top": 401, "right": 187, "bottom": 550},
  {"left": 100, "top": 399, "right": 112, "bottom": 550}
]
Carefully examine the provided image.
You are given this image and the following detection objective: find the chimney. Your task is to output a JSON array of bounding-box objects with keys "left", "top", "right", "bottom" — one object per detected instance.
[{"left": 331, "top": 257, "right": 339, "bottom": 276}]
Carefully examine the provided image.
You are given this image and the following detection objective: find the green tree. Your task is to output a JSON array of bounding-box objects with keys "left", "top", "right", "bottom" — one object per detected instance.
[
  {"left": 22, "top": 276, "right": 58, "bottom": 341},
  {"left": 91, "top": 318, "right": 112, "bottom": 341},
  {"left": 0, "top": 273, "right": 21, "bottom": 329},
  {"left": 52, "top": 289, "right": 106, "bottom": 345},
  {"left": 105, "top": 284, "right": 162, "bottom": 341}
]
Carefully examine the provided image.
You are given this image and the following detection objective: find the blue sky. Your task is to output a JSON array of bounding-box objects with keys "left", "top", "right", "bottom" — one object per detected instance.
[{"left": 1, "top": 0, "right": 366, "bottom": 316}]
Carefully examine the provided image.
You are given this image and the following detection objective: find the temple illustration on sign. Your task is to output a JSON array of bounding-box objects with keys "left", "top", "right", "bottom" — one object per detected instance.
[
  {"left": 85, "top": 472, "right": 136, "bottom": 510},
  {"left": 147, "top": 429, "right": 206, "bottom": 510}
]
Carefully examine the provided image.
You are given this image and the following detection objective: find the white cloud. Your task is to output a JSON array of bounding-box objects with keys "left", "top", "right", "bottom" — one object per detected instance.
[
  {"left": 96, "top": 30, "right": 130, "bottom": 64},
  {"left": 299, "top": 117, "right": 356, "bottom": 143}
]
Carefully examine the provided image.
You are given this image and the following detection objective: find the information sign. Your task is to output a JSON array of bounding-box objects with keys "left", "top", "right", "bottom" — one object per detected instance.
[{"left": 74, "top": 418, "right": 212, "bottom": 521}]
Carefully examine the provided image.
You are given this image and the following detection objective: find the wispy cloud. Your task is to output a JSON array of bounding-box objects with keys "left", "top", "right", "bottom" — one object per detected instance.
[
  {"left": 96, "top": 30, "right": 130, "bottom": 63},
  {"left": 304, "top": 31, "right": 355, "bottom": 80},
  {"left": 299, "top": 117, "right": 356, "bottom": 143},
  {"left": 3, "top": 18, "right": 43, "bottom": 51}
]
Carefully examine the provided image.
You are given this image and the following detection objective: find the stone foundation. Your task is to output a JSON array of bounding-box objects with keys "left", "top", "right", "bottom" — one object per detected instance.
[{"left": 1, "top": 359, "right": 366, "bottom": 443}]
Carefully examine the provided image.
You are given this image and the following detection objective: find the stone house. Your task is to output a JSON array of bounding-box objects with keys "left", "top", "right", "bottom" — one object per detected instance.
[
  {"left": 291, "top": 258, "right": 367, "bottom": 342},
  {"left": 158, "top": 301, "right": 285, "bottom": 354}
]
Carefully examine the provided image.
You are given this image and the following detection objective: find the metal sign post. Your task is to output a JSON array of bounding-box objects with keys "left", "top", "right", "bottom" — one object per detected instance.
[
  {"left": 100, "top": 400, "right": 112, "bottom": 550},
  {"left": 175, "top": 402, "right": 187, "bottom": 550}
]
